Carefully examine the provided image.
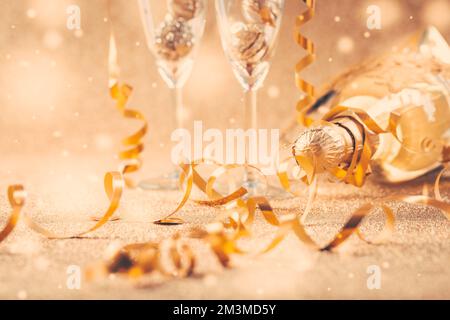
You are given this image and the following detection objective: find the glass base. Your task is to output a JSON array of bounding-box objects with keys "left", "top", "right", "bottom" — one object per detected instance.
[
  {"left": 265, "top": 185, "right": 293, "bottom": 200},
  {"left": 138, "top": 170, "right": 180, "bottom": 191}
]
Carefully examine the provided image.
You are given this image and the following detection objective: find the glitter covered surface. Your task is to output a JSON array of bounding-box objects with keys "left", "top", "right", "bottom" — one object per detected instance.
[
  {"left": 0, "top": 0, "right": 449, "bottom": 299},
  {"left": 0, "top": 155, "right": 448, "bottom": 299}
]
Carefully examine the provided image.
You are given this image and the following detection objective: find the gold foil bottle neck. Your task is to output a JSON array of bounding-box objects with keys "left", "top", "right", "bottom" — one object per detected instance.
[{"left": 293, "top": 124, "right": 354, "bottom": 170}]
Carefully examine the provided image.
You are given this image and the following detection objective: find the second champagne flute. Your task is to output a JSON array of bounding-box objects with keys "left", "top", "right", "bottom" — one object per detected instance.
[
  {"left": 138, "top": 0, "right": 207, "bottom": 190},
  {"left": 215, "top": 0, "right": 285, "bottom": 194}
]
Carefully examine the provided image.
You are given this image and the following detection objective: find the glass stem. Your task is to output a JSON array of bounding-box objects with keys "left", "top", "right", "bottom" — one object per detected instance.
[
  {"left": 173, "top": 86, "right": 184, "bottom": 129},
  {"left": 244, "top": 88, "right": 257, "bottom": 186},
  {"left": 244, "top": 88, "right": 257, "bottom": 131}
]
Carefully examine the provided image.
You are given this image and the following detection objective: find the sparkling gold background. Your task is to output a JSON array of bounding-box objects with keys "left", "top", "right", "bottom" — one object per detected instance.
[
  {"left": 0, "top": 0, "right": 449, "bottom": 299},
  {"left": 1, "top": 0, "right": 449, "bottom": 175}
]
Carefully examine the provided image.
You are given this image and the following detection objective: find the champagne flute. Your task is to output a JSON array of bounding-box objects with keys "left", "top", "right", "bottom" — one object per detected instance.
[
  {"left": 215, "top": 0, "right": 284, "bottom": 194},
  {"left": 137, "top": 0, "right": 207, "bottom": 190}
]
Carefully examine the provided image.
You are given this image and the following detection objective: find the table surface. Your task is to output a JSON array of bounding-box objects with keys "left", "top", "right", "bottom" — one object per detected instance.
[{"left": 0, "top": 155, "right": 448, "bottom": 300}]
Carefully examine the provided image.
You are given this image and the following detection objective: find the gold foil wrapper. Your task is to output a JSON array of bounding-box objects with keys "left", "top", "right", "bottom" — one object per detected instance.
[
  {"left": 242, "top": 0, "right": 281, "bottom": 27},
  {"left": 325, "top": 27, "right": 450, "bottom": 103},
  {"left": 155, "top": 17, "right": 194, "bottom": 61},
  {"left": 231, "top": 23, "right": 268, "bottom": 64},
  {"left": 168, "top": 0, "right": 203, "bottom": 21},
  {"left": 298, "top": 26, "right": 450, "bottom": 184}
]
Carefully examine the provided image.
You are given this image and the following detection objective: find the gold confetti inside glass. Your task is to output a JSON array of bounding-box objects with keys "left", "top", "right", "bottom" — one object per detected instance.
[
  {"left": 137, "top": 0, "right": 207, "bottom": 190},
  {"left": 215, "top": 0, "right": 285, "bottom": 194}
]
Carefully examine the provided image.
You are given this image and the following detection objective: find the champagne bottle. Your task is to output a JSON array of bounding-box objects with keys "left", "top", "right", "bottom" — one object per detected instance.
[{"left": 293, "top": 27, "right": 450, "bottom": 183}]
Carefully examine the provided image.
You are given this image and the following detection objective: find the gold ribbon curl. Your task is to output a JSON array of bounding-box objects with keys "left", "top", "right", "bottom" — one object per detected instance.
[
  {"left": 109, "top": 30, "right": 148, "bottom": 188},
  {"left": 0, "top": 172, "right": 124, "bottom": 243},
  {"left": 0, "top": 185, "right": 26, "bottom": 243},
  {"left": 295, "top": 0, "right": 316, "bottom": 126},
  {"left": 94, "top": 83, "right": 449, "bottom": 276},
  {"left": 94, "top": 160, "right": 392, "bottom": 280}
]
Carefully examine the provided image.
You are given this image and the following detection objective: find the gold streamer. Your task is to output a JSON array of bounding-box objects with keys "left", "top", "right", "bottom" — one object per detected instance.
[
  {"left": 295, "top": 0, "right": 316, "bottom": 126},
  {"left": 0, "top": 185, "right": 26, "bottom": 243},
  {"left": 0, "top": 13, "right": 129, "bottom": 244},
  {"left": 0, "top": 172, "right": 124, "bottom": 243},
  {"left": 109, "top": 28, "right": 148, "bottom": 189},
  {"left": 96, "top": 142, "right": 448, "bottom": 280},
  {"left": 23, "top": 172, "right": 124, "bottom": 239}
]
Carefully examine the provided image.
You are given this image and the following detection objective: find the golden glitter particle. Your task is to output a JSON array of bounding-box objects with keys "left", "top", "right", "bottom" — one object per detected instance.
[
  {"left": 334, "top": 16, "right": 341, "bottom": 22},
  {"left": 17, "top": 290, "right": 27, "bottom": 300},
  {"left": 43, "top": 30, "right": 63, "bottom": 49},
  {"left": 74, "top": 29, "right": 84, "bottom": 38},
  {"left": 94, "top": 135, "right": 113, "bottom": 151},
  {"left": 337, "top": 36, "right": 354, "bottom": 54},
  {"left": 364, "top": 31, "right": 371, "bottom": 38},
  {"left": 328, "top": 57, "right": 333, "bottom": 62},
  {"left": 26, "top": 9, "right": 37, "bottom": 19},
  {"left": 267, "top": 85, "right": 280, "bottom": 98}
]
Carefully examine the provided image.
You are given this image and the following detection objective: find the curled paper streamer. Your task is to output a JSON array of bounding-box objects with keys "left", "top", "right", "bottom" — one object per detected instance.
[
  {"left": 98, "top": 111, "right": 449, "bottom": 280},
  {"left": 23, "top": 172, "right": 124, "bottom": 239},
  {"left": 0, "top": 172, "right": 124, "bottom": 243},
  {"left": 98, "top": 234, "right": 196, "bottom": 279},
  {"left": 295, "top": 0, "right": 316, "bottom": 126},
  {"left": 0, "top": 186, "right": 26, "bottom": 243},
  {"left": 89, "top": 171, "right": 378, "bottom": 279},
  {"left": 97, "top": 154, "right": 448, "bottom": 281},
  {"left": 109, "top": 29, "right": 148, "bottom": 188}
]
